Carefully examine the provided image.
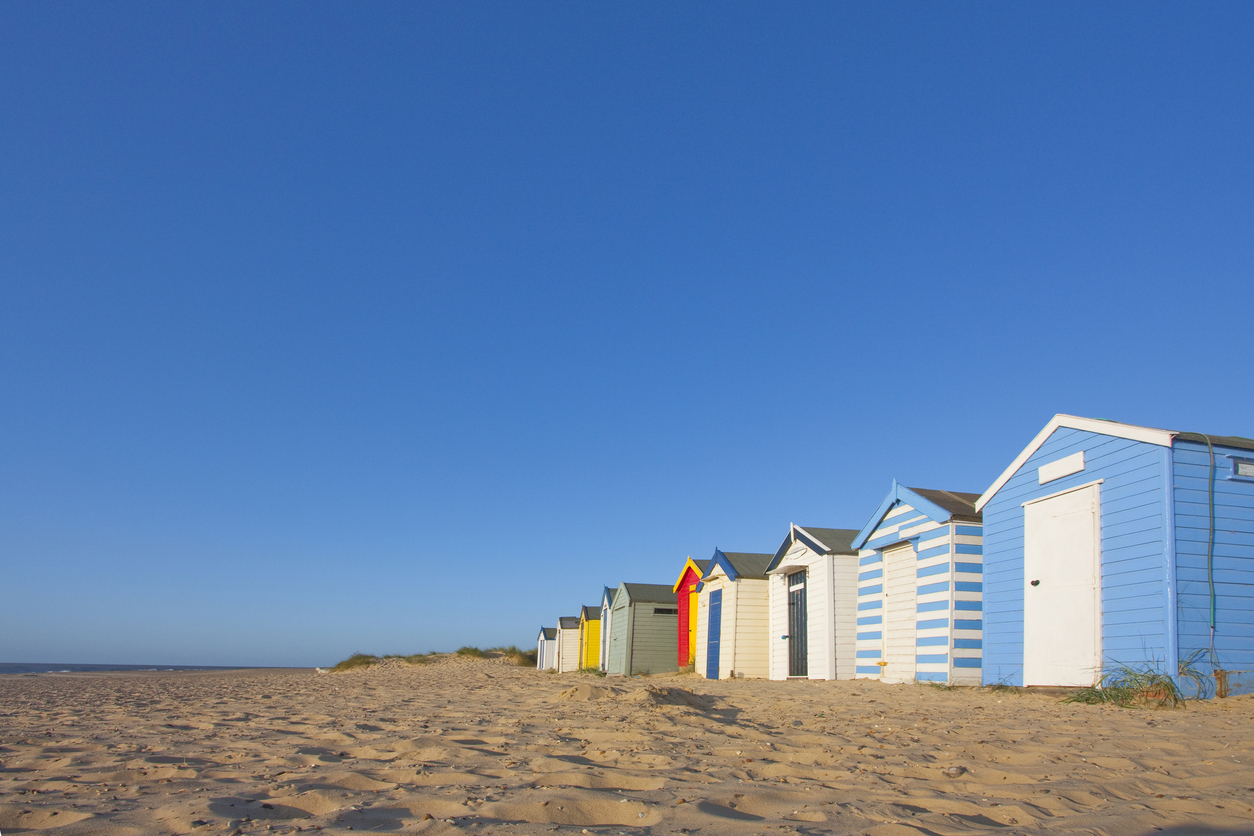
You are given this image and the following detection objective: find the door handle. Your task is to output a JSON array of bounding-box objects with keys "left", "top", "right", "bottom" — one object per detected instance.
[
  {"left": 1030, "top": 579, "right": 1040, "bottom": 586},
  {"left": 781, "top": 635, "right": 789, "bottom": 640}
]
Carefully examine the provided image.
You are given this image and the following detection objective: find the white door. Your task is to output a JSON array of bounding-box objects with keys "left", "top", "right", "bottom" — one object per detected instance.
[
  {"left": 882, "top": 544, "right": 916, "bottom": 683},
  {"left": 1023, "top": 483, "right": 1101, "bottom": 686}
]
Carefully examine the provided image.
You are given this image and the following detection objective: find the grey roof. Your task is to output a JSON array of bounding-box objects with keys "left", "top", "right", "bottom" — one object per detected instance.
[
  {"left": 558, "top": 616, "right": 581, "bottom": 630},
  {"left": 910, "top": 487, "right": 982, "bottom": 522},
  {"left": 718, "top": 551, "right": 774, "bottom": 580},
  {"left": 621, "top": 582, "right": 678, "bottom": 605},
  {"left": 539, "top": 627, "right": 556, "bottom": 640},
  {"left": 1176, "top": 431, "right": 1254, "bottom": 453},
  {"left": 693, "top": 559, "right": 711, "bottom": 574},
  {"left": 601, "top": 586, "right": 617, "bottom": 606},
  {"left": 768, "top": 524, "right": 861, "bottom": 573},
  {"left": 796, "top": 527, "right": 860, "bottom": 555},
  {"left": 581, "top": 605, "right": 600, "bottom": 621}
]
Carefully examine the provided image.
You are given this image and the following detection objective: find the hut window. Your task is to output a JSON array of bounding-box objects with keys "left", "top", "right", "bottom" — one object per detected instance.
[
  {"left": 1234, "top": 458, "right": 1254, "bottom": 480},
  {"left": 653, "top": 607, "right": 678, "bottom": 615}
]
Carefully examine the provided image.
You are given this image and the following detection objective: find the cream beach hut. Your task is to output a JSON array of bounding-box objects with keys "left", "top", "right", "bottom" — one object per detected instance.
[
  {"left": 693, "top": 550, "right": 772, "bottom": 679},
  {"left": 555, "top": 616, "right": 582, "bottom": 673},
  {"left": 765, "top": 526, "right": 861, "bottom": 680}
]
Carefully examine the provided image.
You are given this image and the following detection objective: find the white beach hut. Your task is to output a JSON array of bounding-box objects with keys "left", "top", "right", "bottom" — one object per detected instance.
[
  {"left": 765, "top": 526, "right": 861, "bottom": 680},
  {"left": 536, "top": 627, "right": 557, "bottom": 671}
]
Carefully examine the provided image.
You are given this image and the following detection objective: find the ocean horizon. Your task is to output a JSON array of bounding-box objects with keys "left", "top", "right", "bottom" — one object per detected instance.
[{"left": 0, "top": 663, "right": 293, "bottom": 675}]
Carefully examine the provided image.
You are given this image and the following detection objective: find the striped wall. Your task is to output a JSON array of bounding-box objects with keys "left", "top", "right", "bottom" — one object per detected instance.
[
  {"left": 855, "top": 500, "right": 983, "bottom": 684},
  {"left": 981, "top": 427, "right": 1170, "bottom": 685},
  {"left": 1173, "top": 439, "right": 1254, "bottom": 691}
]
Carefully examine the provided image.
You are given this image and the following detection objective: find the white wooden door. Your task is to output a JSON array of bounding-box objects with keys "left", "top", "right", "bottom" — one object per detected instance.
[
  {"left": 1023, "top": 483, "right": 1101, "bottom": 686},
  {"left": 882, "top": 544, "right": 916, "bottom": 683}
]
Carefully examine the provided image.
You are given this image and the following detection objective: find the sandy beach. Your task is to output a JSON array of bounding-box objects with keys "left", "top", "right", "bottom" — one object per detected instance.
[{"left": 2, "top": 655, "right": 1253, "bottom": 836}]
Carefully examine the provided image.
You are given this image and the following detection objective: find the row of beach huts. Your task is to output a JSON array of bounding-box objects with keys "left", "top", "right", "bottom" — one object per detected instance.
[{"left": 536, "top": 415, "right": 1254, "bottom": 696}]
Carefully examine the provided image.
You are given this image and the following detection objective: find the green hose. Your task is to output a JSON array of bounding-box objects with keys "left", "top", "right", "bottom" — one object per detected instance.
[{"left": 1202, "top": 435, "right": 1216, "bottom": 652}]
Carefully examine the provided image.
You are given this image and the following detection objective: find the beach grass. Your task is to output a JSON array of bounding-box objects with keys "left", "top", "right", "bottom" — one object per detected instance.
[
  {"left": 331, "top": 653, "right": 380, "bottom": 672},
  {"left": 1063, "top": 662, "right": 1187, "bottom": 708},
  {"left": 456, "top": 646, "right": 488, "bottom": 658},
  {"left": 331, "top": 652, "right": 438, "bottom": 670},
  {"left": 384, "top": 653, "right": 433, "bottom": 665}
]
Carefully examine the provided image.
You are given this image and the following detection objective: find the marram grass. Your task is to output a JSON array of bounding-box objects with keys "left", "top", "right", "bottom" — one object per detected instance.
[
  {"left": 330, "top": 652, "right": 434, "bottom": 670},
  {"left": 330, "top": 653, "right": 380, "bottom": 672},
  {"left": 1063, "top": 662, "right": 1187, "bottom": 709}
]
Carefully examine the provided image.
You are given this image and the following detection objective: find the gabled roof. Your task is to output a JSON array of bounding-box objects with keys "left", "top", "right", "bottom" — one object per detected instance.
[
  {"left": 851, "top": 481, "right": 981, "bottom": 550},
  {"left": 558, "top": 616, "right": 581, "bottom": 630},
  {"left": 601, "top": 586, "right": 617, "bottom": 608},
  {"left": 976, "top": 414, "right": 1254, "bottom": 511},
  {"left": 766, "top": 524, "right": 859, "bottom": 573},
  {"left": 581, "top": 605, "right": 600, "bottom": 622},
  {"left": 672, "top": 557, "right": 711, "bottom": 592},
  {"left": 539, "top": 627, "right": 556, "bottom": 640},
  {"left": 620, "top": 582, "right": 678, "bottom": 605},
  {"left": 705, "top": 548, "right": 774, "bottom": 581}
]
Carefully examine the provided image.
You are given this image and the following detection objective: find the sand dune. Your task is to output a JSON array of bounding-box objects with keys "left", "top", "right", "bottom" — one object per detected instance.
[{"left": 2, "top": 655, "right": 1253, "bottom": 835}]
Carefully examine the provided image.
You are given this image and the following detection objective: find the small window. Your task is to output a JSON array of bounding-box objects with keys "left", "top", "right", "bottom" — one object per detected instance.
[
  {"left": 1234, "top": 458, "right": 1254, "bottom": 480},
  {"left": 653, "top": 607, "right": 678, "bottom": 615}
]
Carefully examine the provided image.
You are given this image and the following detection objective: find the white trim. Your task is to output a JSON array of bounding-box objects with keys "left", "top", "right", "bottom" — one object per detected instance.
[
  {"left": 976, "top": 414, "right": 1175, "bottom": 511},
  {"left": 1020, "top": 478, "right": 1104, "bottom": 508},
  {"left": 1039, "top": 450, "right": 1085, "bottom": 484}
]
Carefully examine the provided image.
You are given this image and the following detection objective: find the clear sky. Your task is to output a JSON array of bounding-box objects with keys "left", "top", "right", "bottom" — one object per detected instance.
[{"left": 3, "top": 3, "right": 1252, "bottom": 667}]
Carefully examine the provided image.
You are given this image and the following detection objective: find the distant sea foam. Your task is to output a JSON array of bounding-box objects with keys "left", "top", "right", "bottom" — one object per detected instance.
[{"left": 0, "top": 663, "right": 261, "bottom": 675}]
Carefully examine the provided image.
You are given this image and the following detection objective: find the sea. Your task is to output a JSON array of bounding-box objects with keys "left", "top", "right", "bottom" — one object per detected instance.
[{"left": 0, "top": 663, "right": 264, "bottom": 675}]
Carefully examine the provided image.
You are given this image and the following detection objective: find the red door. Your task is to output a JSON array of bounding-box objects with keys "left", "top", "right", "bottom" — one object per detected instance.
[{"left": 676, "top": 569, "right": 698, "bottom": 667}]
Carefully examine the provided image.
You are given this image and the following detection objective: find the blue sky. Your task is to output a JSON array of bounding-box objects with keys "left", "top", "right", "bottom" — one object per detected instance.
[{"left": 3, "top": 3, "right": 1252, "bottom": 666}]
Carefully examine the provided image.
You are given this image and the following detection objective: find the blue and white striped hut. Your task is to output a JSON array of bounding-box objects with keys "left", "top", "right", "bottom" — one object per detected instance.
[
  {"left": 977, "top": 414, "right": 1254, "bottom": 695},
  {"left": 851, "top": 482, "right": 984, "bottom": 684}
]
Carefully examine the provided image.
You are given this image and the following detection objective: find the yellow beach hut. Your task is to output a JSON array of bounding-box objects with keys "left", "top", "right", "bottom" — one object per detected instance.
[{"left": 578, "top": 605, "right": 601, "bottom": 671}]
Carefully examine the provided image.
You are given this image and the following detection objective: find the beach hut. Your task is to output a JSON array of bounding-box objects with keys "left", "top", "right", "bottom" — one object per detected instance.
[
  {"left": 851, "top": 483, "right": 984, "bottom": 685},
  {"left": 599, "top": 586, "right": 616, "bottom": 673},
  {"left": 977, "top": 414, "right": 1254, "bottom": 695},
  {"left": 578, "top": 605, "right": 601, "bottom": 671},
  {"left": 672, "top": 557, "right": 710, "bottom": 668},
  {"left": 536, "top": 627, "right": 557, "bottom": 671},
  {"left": 555, "top": 616, "right": 581, "bottom": 673},
  {"left": 694, "top": 550, "right": 772, "bottom": 679},
  {"left": 765, "top": 526, "right": 861, "bottom": 680},
  {"left": 604, "top": 583, "right": 679, "bottom": 676}
]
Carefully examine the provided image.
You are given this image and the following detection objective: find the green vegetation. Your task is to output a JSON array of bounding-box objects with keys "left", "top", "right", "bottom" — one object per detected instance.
[
  {"left": 331, "top": 653, "right": 380, "bottom": 672},
  {"left": 1062, "top": 662, "right": 1187, "bottom": 709},
  {"left": 331, "top": 643, "right": 546, "bottom": 670},
  {"left": 330, "top": 652, "right": 437, "bottom": 670},
  {"left": 500, "top": 646, "right": 538, "bottom": 667},
  {"left": 383, "top": 653, "right": 433, "bottom": 665},
  {"left": 579, "top": 665, "right": 606, "bottom": 677}
]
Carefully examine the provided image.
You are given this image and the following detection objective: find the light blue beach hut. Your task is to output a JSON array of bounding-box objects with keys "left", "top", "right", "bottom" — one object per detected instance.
[
  {"left": 851, "top": 484, "right": 984, "bottom": 685},
  {"left": 977, "top": 414, "right": 1254, "bottom": 695}
]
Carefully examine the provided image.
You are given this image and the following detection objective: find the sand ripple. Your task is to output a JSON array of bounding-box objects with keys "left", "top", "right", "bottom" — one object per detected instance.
[{"left": 2, "top": 656, "right": 1254, "bottom": 835}]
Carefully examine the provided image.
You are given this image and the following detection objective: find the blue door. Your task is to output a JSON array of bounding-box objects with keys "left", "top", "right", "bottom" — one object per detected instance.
[{"left": 706, "top": 589, "right": 722, "bottom": 679}]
